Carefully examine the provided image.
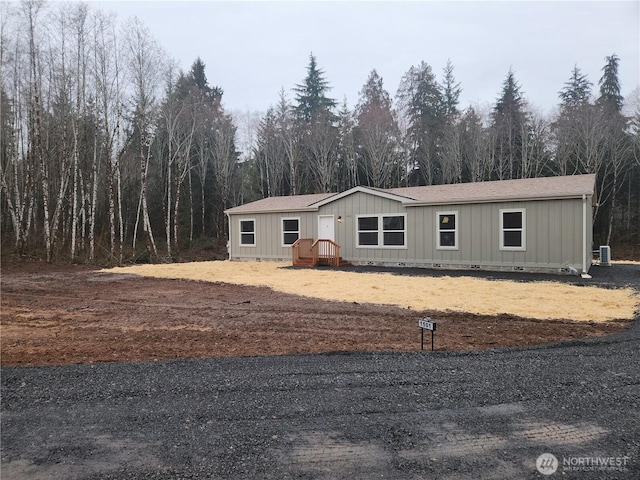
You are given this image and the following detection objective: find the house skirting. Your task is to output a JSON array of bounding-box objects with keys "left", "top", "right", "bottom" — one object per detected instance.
[{"left": 347, "top": 260, "right": 582, "bottom": 275}]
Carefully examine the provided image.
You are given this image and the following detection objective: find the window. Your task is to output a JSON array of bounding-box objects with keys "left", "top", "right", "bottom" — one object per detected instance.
[
  {"left": 500, "top": 209, "right": 526, "bottom": 250},
  {"left": 437, "top": 211, "right": 458, "bottom": 250},
  {"left": 383, "top": 215, "right": 405, "bottom": 246},
  {"left": 239, "top": 219, "right": 255, "bottom": 246},
  {"left": 358, "top": 216, "right": 379, "bottom": 246},
  {"left": 357, "top": 214, "right": 406, "bottom": 248},
  {"left": 282, "top": 218, "right": 300, "bottom": 246}
]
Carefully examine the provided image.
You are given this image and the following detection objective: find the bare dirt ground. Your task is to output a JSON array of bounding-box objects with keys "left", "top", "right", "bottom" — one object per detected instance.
[{"left": 0, "top": 262, "right": 631, "bottom": 367}]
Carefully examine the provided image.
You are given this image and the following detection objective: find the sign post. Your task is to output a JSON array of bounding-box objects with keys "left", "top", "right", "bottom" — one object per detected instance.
[{"left": 418, "top": 317, "right": 436, "bottom": 351}]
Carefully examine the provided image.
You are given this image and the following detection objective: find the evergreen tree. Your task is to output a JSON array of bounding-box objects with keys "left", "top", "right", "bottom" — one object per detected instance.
[
  {"left": 175, "top": 58, "right": 224, "bottom": 105},
  {"left": 494, "top": 69, "right": 524, "bottom": 116},
  {"left": 396, "top": 61, "right": 444, "bottom": 185},
  {"left": 441, "top": 59, "right": 462, "bottom": 117},
  {"left": 597, "top": 54, "right": 624, "bottom": 113},
  {"left": 357, "top": 69, "right": 392, "bottom": 114},
  {"left": 553, "top": 66, "right": 594, "bottom": 176},
  {"left": 558, "top": 65, "right": 592, "bottom": 110},
  {"left": 594, "top": 54, "right": 631, "bottom": 245},
  {"left": 439, "top": 60, "right": 463, "bottom": 184},
  {"left": 292, "top": 54, "right": 338, "bottom": 193},
  {"left": 491, "top": 68, "right": 528, "bottom": 179},
  {"left": 293, "top": 53, "right": 336, "bottom": 123},
  {"left": 355, "top": 70, "right": 400, "bottom": 188},
  {"left": 191, "top": 57, "right": 208, "bottom": 91}
]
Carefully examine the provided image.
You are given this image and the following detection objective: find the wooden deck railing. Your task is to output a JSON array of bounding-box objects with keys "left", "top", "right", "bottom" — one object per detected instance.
[
  {"left": 292, "top": 238, "right": 314, "bottom": 266},
  {"left": 312, "top": 239, "right": 340, "bottom": 267},
  {"left": 292, "top": 238, "right": 341, "bottom": 267}
]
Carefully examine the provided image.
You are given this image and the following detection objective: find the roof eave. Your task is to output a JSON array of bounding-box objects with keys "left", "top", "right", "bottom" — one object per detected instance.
[
  {"left": 225, "top": 206, "right": 320, "bottom": 215},
  {"left": 403, "top": 193, "right": 593, "bottom": 207}
]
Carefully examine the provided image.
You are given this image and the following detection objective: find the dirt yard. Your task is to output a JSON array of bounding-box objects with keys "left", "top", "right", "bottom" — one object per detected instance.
[{"left": 1, "top": 261, "right": 634, "bottom": 367}]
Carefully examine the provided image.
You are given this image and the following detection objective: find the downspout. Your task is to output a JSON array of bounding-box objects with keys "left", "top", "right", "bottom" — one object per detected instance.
[
  {"left": 581, "top": 194, "right": 591, "bottom": 278},
  {"left": 226, "top": 213, "right": 232, "bottom": 260}
]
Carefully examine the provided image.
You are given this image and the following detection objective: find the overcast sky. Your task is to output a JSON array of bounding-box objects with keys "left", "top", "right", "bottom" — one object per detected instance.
[{"left": 94, "top": 0, "right": 639, "bottom": 116}]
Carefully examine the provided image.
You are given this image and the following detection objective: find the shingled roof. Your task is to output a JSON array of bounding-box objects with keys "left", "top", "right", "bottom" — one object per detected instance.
[
  {"left": 225, "top": 174, "right": 596, "bottom": 214},
  {"left": 225, "top": 192, "right": 335, "bottom": 214},
  {"left": 386, "top": 174, "right": 596, "bottom": 205}
]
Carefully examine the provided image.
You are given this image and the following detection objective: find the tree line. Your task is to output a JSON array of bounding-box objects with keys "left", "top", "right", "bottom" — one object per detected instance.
[{"left": 1, "top": 1, "right": 639, "bottom": 264}]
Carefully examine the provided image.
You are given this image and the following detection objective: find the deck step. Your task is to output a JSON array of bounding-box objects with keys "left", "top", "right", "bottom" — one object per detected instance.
[
  {"left": 294, "top": 257, "right": 351, "bottom": 268},
  {"left": 293, "top": 257, "right": 315, "bottom": 267}
]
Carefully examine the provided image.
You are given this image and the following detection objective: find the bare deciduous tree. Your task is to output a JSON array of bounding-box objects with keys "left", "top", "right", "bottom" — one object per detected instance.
[{"left": 123, "top": 16, "right": 164, "bottom": 259}]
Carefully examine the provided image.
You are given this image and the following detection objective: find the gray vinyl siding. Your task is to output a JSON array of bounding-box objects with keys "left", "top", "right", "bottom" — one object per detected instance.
[
  {"left": 228, "top": 191, "right": 593, "bottom": 274},
  {"left": 229, "top": 211, "right": 317, "bottom": 261},
  {"left": 317, "top": 193, "right": 588, "bottom": 272},
  {"left": 318, "top": 192, "right": 408, "bottom": 263}
]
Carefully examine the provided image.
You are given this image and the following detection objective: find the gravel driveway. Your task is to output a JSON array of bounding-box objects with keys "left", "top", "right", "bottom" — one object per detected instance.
[{"left": 2, "top": 264, "right": 639, "bottom": 479}]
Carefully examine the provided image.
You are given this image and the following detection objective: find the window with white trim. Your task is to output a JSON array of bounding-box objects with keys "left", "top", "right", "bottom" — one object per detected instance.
[
  {"left": 239, "top": 219, "right": 256, "bottom": 246},
  {"left": 357, "top": 216, "right": 379, "bottom": 246},
  {"left": 500, "top": 208, "right": 526, "bottom": 250},
  {"left": 357, "top": 214, "right": 406, "bottom": 248},
  {"left": 437, "top": 211, "right": 458, "bottom": 250},
  {"left": 282, "top": 218, "right": 300, "bottom": 246}
]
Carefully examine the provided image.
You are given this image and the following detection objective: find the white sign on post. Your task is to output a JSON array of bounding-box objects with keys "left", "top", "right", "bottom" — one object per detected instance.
[
  {"left": 419, "top": 318, "right": 435, "bottom": 331},
  {"left": 418, "top": 317, "right": 436, "bottom": 351}
]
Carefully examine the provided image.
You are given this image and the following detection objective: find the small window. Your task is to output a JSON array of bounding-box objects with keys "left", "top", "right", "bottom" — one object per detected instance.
[
  {"left": 282, "top": 218, "right": 300, "bottom": 246},
  {"left": 357, "top": 214, "right": 406, "bottom": 248},
  {"left": 357, "top": 216, "right": 379, "bottom": 246},
  {"left": 437, "top": 211, "right": 458, "bottom": 250},
  {"left": 500, "top": 209, "right": 525, "bottom": 250},
  {"left": 239, "top": 219, "right": 255, "bottom": 246}
]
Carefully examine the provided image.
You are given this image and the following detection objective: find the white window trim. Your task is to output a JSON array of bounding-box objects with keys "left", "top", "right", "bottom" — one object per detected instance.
[
  {"left": 239, "top": 218, "right": 256, "bottom": 247},
  {"left": 281, "top": 217, "right": 301, "bottom": 247},
  {"left": 436, "top": 210, "right": 459, "bottom": 250},
  {"left": 499, "top": 208, "right": 526, "bottom": 251},
  {"left": 356, "top": 214, "right": 379, "bottom": 248},
  {"left": 356, "top": 213, "right": 407, "bottom": 249}
]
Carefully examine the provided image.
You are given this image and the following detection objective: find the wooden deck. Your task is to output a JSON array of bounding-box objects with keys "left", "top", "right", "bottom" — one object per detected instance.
[{"left": 292, "top": 238, "right": 350, "bottom": 267}]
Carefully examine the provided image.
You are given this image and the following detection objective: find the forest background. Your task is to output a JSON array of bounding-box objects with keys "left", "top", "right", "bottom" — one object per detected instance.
[{"left": 1, "top": 1, "right": 639, "bottom": 264}]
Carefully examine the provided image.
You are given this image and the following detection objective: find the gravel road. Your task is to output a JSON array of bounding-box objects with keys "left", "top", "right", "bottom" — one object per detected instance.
[{"left": 2, "top": 264, "right": 639, "bottom": 479}]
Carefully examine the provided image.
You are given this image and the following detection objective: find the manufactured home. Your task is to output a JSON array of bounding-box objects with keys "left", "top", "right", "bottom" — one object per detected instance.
[{"left": 224, "top": 174, "right": 596, "bottom": 275}]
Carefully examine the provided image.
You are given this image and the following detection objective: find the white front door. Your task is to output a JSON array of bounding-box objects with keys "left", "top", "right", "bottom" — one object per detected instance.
[{"left": 318, "top": 215, "right": 335, "bottom": 241}]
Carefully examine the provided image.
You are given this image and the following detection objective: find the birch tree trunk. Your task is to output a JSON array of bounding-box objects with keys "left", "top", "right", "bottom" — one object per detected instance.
[
  {"left": 70, "top": 125, "right": 79, "bottom": 260},
  {"left": 172, "top": 113, "right": 196, "bottom": 251},
  {"left": 141, "top": 139, "right": 158, "bottom": 258},
  {"left": 23, "top": 0, "right": 53, "bottom": 260},
  {"left": 89, "top": 133, "right": 99, "bottom": 262},
  {"left": 123, "top": 16, "right": 163, "bottom": 260},
  {"left": 93, "top": 9, "right": 119, "bottom": 261}
]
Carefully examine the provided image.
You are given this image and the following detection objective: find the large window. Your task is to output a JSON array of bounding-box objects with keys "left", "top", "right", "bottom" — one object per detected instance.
[
  {"left": 437, "top": 211, "right": 458, "bottom": 250},
  {"left": 500, "top": 209, "right": 526, "bottom": 250},
  {"left": 239, "top": 219, "right": 256, "bottom": 246},
  {"left": 357, "top": 214, "right": 406, "bottom": 248},
  {"left": 282, "top": 218, "right": 300, "bottom": 246}
]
